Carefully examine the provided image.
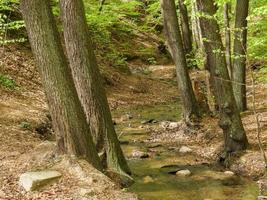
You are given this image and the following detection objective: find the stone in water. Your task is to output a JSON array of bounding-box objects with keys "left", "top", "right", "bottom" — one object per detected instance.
[{"left": 176, "top": 169, "right": 191, "bottom": 176}]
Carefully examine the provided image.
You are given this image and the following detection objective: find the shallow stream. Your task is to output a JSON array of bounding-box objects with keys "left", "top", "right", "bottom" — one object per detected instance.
[{"left": 112, "top": 102, "right": 259, "bottom": 200}]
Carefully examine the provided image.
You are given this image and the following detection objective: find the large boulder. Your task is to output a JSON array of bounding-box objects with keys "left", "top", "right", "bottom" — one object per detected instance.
[{"left": 19, "top": 170, "right": 62, "bottom": 191}]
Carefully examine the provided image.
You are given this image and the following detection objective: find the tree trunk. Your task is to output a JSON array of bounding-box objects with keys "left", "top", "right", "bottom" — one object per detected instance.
[
  {"left": 59, "top": 0, "right": 131, "bottom": 176},
  {"left": 224, "top": 3, "right": 232, "bottom": 78},
  {"left": 20, "top": 0, "right": 102, "bottom": 170},
  {"left": 232, "top": 0, "right": 249, "bottom": 112},
  {"left": 196, "top": 0, "right": 248, "bottom": 162},
  {"left": 178, "top": 0, "right": 192, "bottom": 55},
  {"left": 191, "top": 0, "right": 203, "bottom": 51},
  {"left": 161, "top": 0, "right": 200, "bottom": 122}
]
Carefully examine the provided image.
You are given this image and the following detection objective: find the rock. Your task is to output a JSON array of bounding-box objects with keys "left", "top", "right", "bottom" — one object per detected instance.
[
  {"left": 176, "top": 169, "right": 191, "bottom": 177},
  {"left": 224, "top": 171, "right": 235, "bottom": 176},
  {"left": 160, "top": 121, "right": 181, "bottom": 129},
  {"left": 147, "top": 143, "right": 162, "bottom": 148},
  {"left": 160, "top": 165, "right": 180, "bottom": 174},
  {"left": 131, "top": 150, "right": 149, "bottom": 159},
  {"left": 19, "top": 170, "right": 62, "bottom": 191},
  {"left": 258, "top": 195, "right": 267, "bottom": 200},
  {"left": 160, "top": 121, "right": 169, "bottom": 129},
  {"left": 120, "top": 114, "right": 133, "bottom": 122},
  {"left": 168, "top": 122, "right": 180, "bottom": 129},
  {"left": 141, "top": 119, "right": 158, "bottom": 124},
  {"left": 179, "top": 146, "right": 192, "bottom": 153},
  {"left": 143, "top": 176, "right": 154, "bottom": 183}
]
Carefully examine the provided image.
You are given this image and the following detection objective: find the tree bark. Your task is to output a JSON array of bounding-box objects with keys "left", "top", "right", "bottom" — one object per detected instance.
[
  {"left": 232, "top": 0, "right": 249, "bottom": 112},
  {"left": 59, "top": 0, "right": 131, "bottom": 176},
  {"left": 161, "top": 0, "right": 200, "bottom": 122},
  {"left": 178, "top": 0, "right": 193, "bottom": 55},
  {"left": 224, "top": 3, "right": 232, "bottom": 78},
  {"left": 191, "top": 0, "right": 204, "bottom": 51},
  {"left": 20, "top": 0, "right": 102, "bottom": 170},
  {"left": 196, "top": 0, "right": 248, "bottom": 161}
]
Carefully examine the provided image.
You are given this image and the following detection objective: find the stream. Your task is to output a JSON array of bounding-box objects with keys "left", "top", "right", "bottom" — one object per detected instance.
[{"left": 112, "top": 102, "right": 259, "bottom": 200}]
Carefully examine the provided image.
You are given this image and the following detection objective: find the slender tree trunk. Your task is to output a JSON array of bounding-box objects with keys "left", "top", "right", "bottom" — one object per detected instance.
[
  {"left": 191, "top": 0, "right": 203, "bottom": 51},
  {"left": 232, "top": 0, "right": 249, "bottom": 112},
  {"left": 59, "top": 0, "right": 131, "bottom": 176},
  {"left": 20, "top": 0, "right": 102, "bottom": 170},
  {"left": 178, "top": 0, "right": 192, "bottom": 55},
  {"left": 224, "top": 3, "right": 232, "bottom": 78},
  {"left": 196, "top": 0, "right": 248, "bottom": 162},
  {"left": 161, "top": 0, "right": 200, "bottom": 123}
]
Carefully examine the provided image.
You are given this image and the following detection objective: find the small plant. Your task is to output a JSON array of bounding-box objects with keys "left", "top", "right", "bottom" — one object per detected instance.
[
  {"left": 20, "top": 121, "right": 32, "bottom": 130},
  {"left": 0, "top": 74, "right": 17, "bottom": 90},
  {"left": 147, "top": 57, "right": 157, "bottom": 65}
]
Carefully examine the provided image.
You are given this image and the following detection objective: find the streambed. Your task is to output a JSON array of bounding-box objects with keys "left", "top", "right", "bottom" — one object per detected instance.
[{"left": 112, "top": 102, "right": 258, "bottom": 200}]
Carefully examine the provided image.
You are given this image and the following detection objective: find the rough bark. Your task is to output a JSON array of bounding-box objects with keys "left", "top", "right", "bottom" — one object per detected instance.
[
  {"left": 196, "top": 0, "right": 248, "bottom": 161},
  {"left": 20, "top": 0, "right": 102, "bottom": 170},
  {"left": 232, "top": 0, "right": 249, "bottom": 112},
  {"left": 178, "top": 0, "right": 193, "bottom": 55},
  {"left": 224, "top": 3, "right": 232, "bottom": 78},
  {"left": 59, "top": 0, "right": 131, "bottom": 176},
  {"left": 161, "top": 0, "right": 200, "bottom": 122}
]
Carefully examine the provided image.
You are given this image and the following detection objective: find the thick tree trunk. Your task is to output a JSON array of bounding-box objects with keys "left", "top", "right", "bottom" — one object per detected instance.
[
  {"left": 59, "top": 0, "right": 131, "bottom": 176},
  {"left": 178, "top": 0, "right": 192, "bottom": 55},
  {"left": 196, "top": 0, "right": 248, "bottom": 161},
  {"left": 20, "top": 0, "right": 102, "bottom": 170},
  {"left": 161, "top": 0, "right": 200, "bottom": 122},
  {"left": 232, "top": 0, "right": 249, "bottom": 112},
  {"left": 224, "top": 3, "right": 232, "bottom": 78}
]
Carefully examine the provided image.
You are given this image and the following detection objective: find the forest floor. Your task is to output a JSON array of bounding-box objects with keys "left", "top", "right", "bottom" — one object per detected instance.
[{"left": 1, "top": 45, "right": 267, "bottom": 199}]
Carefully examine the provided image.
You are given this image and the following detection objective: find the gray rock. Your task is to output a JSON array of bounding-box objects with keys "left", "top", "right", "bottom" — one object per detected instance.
[
  {"left": 179, "top": 146, "right": 193, "bottom": 153},
  {"left": 176, "top": 169, "right": 191, "bottom": 176},
  {"left": 19, "top": 170, "right": 61, "bottom": 191},
  {"left": 160, "top": 165, "right": 180, "bottom": 174},
  {"left": 168, "top": 122, "right": 180, "bottom": 129},
  {"left": 131, "top": 150, "right": 149, "bottom": 159},
  {"left": 224, "top": 171, "right": 235, "bottom": 176}
]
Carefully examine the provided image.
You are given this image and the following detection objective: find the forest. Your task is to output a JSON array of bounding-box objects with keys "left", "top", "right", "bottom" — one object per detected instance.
[{"left": 0, "top": 0, "right": 267, "bottom": 199}]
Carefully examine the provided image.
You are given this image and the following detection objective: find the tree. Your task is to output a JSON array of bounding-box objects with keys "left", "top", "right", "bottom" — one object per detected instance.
[
  {"left": 224, "top": 2, "right": 232, "bottom": 78},
  {"left": 59, "top": 0, "right": 131, "bottom": 176},
  {"left": 195, "top": 0, "right": 248, "bottom": 163},
  {"left": 178, "top": 0, "right": 193, "bottom": 55},
  {"left": 191, "top": 0, "right": 204, "bottom": 51},
  {"left": 20, "top": 0, "right": 102, "bottom": 170},
  {"left": 232, "top": 0, "right": 249, "bottom": 112},
  {"left": 160, "top": 0, "right": 200, "bottom": 123}
]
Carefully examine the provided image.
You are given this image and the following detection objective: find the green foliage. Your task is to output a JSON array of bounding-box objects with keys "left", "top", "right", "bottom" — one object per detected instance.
[
  {"left": 256, "top": 65, "right": 267, "bottom": 83},
  {"left": 247, "top": 0, "right": 267, "bottom": 61},
  {"left": 144, "top": 0, "right": 162, "bottom": 31},
  {"left": 20, "top": 121, "right": 32, "bottom": 130},
  {"left": 0, "top": 0, "right": 26, "bottom": 45},
  {"left": 0, "top": 74, "right": 17, "bottom": 90},
  {"left": 83, "top": 0, "right": 142, "bottom": 45},
  {"left": 147, "top": 57, "right": 157, "bottom": 65}
]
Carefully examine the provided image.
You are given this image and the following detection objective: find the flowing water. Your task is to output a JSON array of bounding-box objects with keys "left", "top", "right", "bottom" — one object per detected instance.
[{"left": 112, "top": 102, "right": 259, "bottom": 200}]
